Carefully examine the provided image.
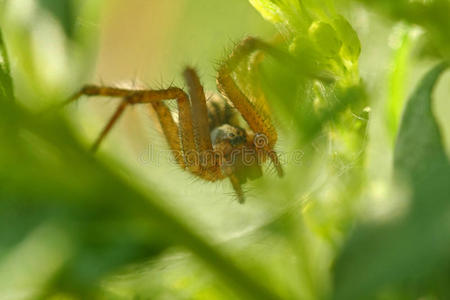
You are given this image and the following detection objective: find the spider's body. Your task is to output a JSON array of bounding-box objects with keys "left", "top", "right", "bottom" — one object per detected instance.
[
  {"left": 68, "top": 37, "right": 283, "bottom": 203},
  {"left": 206, "top": 94, "right": 263, "bottom": 183}
]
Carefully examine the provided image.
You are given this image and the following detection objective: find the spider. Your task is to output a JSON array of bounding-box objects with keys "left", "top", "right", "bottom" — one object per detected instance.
[{"left": 67, "top": 37, "right": 284, "bottom": 203}]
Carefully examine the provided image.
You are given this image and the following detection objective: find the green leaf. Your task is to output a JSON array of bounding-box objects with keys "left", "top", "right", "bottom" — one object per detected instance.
[
  {"left": 0, "top": 28, "right": 14, "bottom": 102},
  {"left": 332, "top": 63, "right": 450, "bottom": 300},
  {"left": 394, "top": 62, "right": 449, "bottom": 181}
]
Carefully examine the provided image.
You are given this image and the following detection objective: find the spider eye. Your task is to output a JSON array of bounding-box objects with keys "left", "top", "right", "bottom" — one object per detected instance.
[{"left": 229, "top": 133, "right": 236, "bottom": 138}]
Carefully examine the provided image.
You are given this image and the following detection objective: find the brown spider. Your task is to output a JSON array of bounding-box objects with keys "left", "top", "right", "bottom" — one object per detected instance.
[{"left": 67, "top": 37, "right": 283, "bottom": 203}]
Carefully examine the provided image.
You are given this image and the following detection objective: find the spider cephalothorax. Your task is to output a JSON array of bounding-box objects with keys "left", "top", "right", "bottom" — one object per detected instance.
[{"left": 67, "top": 37, "right": 283, "bottom": 203}]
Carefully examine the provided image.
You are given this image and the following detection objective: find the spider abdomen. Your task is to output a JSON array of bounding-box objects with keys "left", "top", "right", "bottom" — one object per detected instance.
[{"left": 206, "top": 93, "right": 239, "bottom": 131}]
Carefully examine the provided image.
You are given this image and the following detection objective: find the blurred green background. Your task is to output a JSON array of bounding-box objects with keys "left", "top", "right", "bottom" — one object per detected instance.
[{"left": 0, "top": 0, "right": 449, "bottom": 299}]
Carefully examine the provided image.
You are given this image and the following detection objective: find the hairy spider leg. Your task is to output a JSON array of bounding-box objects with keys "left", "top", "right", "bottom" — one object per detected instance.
[
  {"left": 183, "top": 68, "right": 216, "bottom": 169},
  {"left": 217, "top": 37, "right": 284, "bottom": 177},
  {"left": 150, "top": 101, "right": 185, "bottom": 168},
  {"left": 153, "top": 95, "right": 244, "bottom": 202},
  {"left": 66, "top": 85, "right": 222, "bottom": 179},
  {"left": 242, "top": 49, "right": 272, "bottom": 132},
  {"left": 66, "top": 86, "right": 137, "bottom": 152}
]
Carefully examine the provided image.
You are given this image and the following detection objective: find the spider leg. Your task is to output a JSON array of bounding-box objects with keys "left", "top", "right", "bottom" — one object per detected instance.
[
  {"left": 67, "top": 85, "right": 211, "bottom": 177},
  {"left": 245, "top": 50, "right": 273, "bottom": 124},
  {"left": 65, "top": 85, "right": 134, "bottom": 106},
  {"left": 217, "top": 37, "right": 284, "bottom": 177},
  {"left": 129, "top": 88, "right": 223, "bottom": 180},
  {"left": 91, "top": 100, "right": 128, "bottom": 152},
  {"left": 229, "top": 174, "right": 245, "bottom": 204},
  {"left": 151, "top": 101, "right": 185, "bottom": 168},
  {"left": 185, "top": 67, "right": 255, "bottom": 200},
  {"left": 183, "top": 68, "right": 214, "bottom": 166},
  {"left": 65, "top": 85, "right": 140, "bottom": 152},
  {"left": 151, "top": 98, "right": 221, "bottom": 181}
]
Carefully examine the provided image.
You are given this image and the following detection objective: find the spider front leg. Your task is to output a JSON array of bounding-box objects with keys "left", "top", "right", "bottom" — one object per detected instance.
[
  {"left": 66, "top": 85, "right": 143, "bottom": 152},
  {"left": 66, "top": 85, "right": 204, "bottom": 175},
  {"left": 217, "top": 37, "right": 284, "bottom": 177}
]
